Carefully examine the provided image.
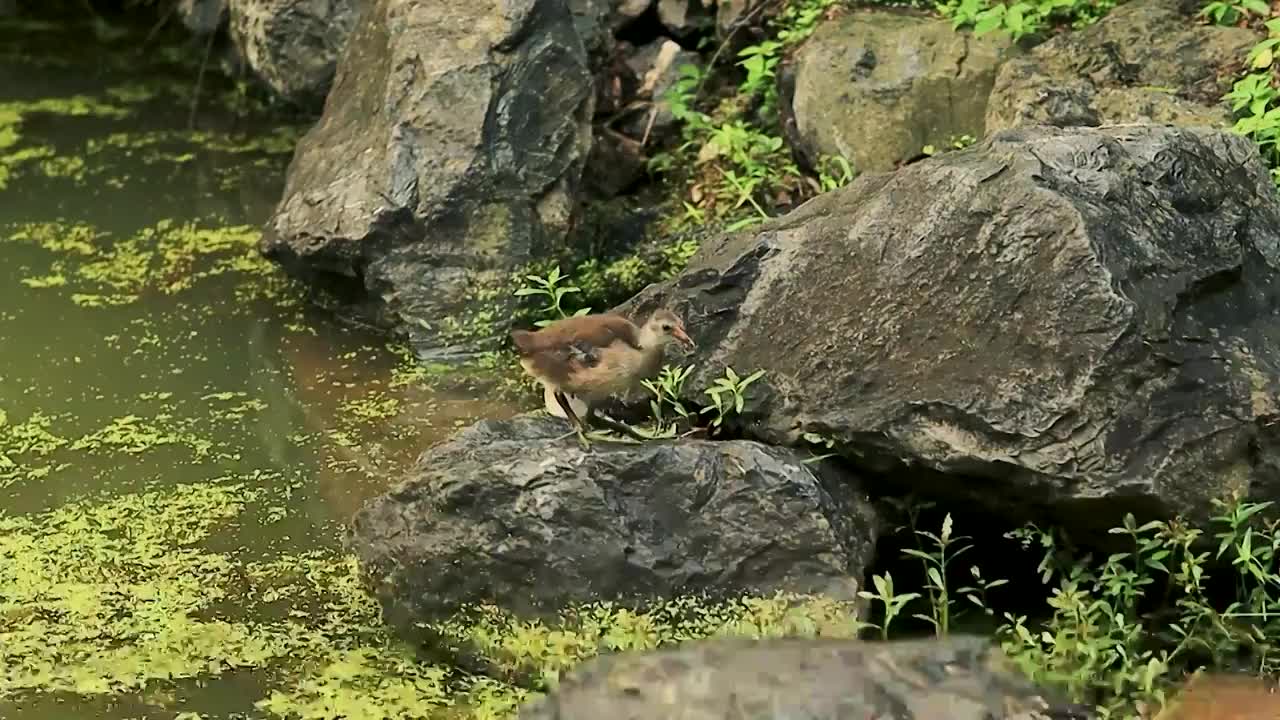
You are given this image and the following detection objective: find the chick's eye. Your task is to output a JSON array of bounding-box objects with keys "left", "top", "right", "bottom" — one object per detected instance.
[{"left": 661, "top": 324, "right": 672, "bottom": 331}]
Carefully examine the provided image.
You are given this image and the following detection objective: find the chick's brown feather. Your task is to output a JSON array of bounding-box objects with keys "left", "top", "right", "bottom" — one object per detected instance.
[
  {"left": 510, "top": 314, "right": 643, "bottom": 388},
  {"left": 511, "top": 314, "right": 641, "bottom": 356}
]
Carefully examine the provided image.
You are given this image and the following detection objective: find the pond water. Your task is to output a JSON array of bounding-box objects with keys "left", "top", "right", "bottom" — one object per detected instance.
[
  {"left": 0, "top": 13, "right": 875, "bottom": 720},
  {"left": 0, "top": 14, "right": 525, "bottom": 719}
]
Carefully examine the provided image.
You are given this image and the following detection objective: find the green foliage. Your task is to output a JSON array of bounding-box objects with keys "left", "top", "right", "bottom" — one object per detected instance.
[
  {"left": 851, "top": 495, "right": 1280, "bottom": 717},
  {"left": 902, "top": 513, "right": 973, "bottom": 636},
  {"left": 635, "top": 363, "right": 767, "bottom": 439},
  {"left": 514, "top": 266, "right": 590, "bottom": 328},
  {"left": 799, "top": 431, "right": 839, "bottom": 464},
  {"left": 434, "top": 593, "right": 869, "bottom": 690},
  {"left": 1200, "top": 0, "right": 1269, "bottom": 25},
  {"left": 654, "top": 0, "right": 855, "bottom": 232},
  {"left": 569, "top": 234, "right": 700, "bottom": 310},
  {"left": 1227, "top": 19, "right": 1280, "bottom": 189},
  {"left": 857, "top": 573, "right": 921, "bottom": 641},
  {"left": 940, "top": 0, "right": 1116, "bottom": 39},
  {"left": 815, "top": 154, "right": 857, "bottom": 192},
  {"left": 996, "top": 499, "right": 1280, "bottom": 716},
  {"left": 921, "top": 134, "right": 978, "bottom": 156},
  {"left": 640, "top": 364, "right": 697, "bottom": 437},
  {"left": 892, "top": 499, "right": 1008, "bottom": 638},
  {"left": 700, "top": 366, "right": 766, "bottom": 431}
]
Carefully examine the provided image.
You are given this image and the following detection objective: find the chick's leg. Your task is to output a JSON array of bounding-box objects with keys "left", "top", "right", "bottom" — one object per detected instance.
[
  {"left": 553, "top": 390, "right": 592, "bottom": 449},
  {"left": 586, "top": 408, "right": 650, "bottom": 442}
]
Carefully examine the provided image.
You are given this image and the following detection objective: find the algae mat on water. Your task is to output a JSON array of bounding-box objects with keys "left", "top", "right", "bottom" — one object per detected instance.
[
  {"left": 3, "top": 219, "right": 298, "bottom": 309},
  {"left": 0, "top": 478, "right": 868, "bottom": 719},
  {"left": 0, "top": 14, "right": 872, "bottom": 719}
]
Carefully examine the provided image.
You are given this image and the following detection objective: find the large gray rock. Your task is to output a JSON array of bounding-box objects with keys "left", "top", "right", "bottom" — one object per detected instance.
[
  {"left": 227, "top": 0, "right": 359, "bottom": 108},
  {"left": 261, "top": 0, "right": 594, "bottom": 353},
  {"left": 985, "top": 0, "right": 1256, "bottom": 132},
  {"left": 517, "top": 635, "right": 1091, "bottom": 720},
  {"left": 346, "top": 414, "right": 881, "bottom": 628},
  {"left": 619, "top": 124, "right": 1280, "bottom": 536},
  {"left": 657, "top": 0, "right": 713, "bottom": 38},
  {"left": 790, "top": 11, "right": 1014, "bottom": 173},
  {"left": 177, "top": 0, "right": 227, "bottom": 34},
  {"left": 570, "top": 0, "right": 648, "bottom": 59}
]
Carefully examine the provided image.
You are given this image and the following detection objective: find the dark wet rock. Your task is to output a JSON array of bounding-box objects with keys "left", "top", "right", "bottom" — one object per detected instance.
[
  {"left": 619, "top": 124, "right": 1280, "bottom": 536},
  {"left": 986, "top": 0, "right": 1255, "bottom": 131},
  {"left": 584, "top": 127, "right": 648, "bottom": 198},
  {"left": 568, "top": 0, "right": 620, "bottom": 59},
  {"left": 177, "top": 0, "right": 227, "bottom": 34},
  {"left": 227, "top": 0, "right": 359, "bottom": 108},
  {"left": 714, "top": 0, "right": 764, "bottom": 37},
  {"left": 657, "top": 0, "right": 713, "bottom": 39},
  {"left": 615, "top": 0, "right": 654, "bottom": 26},
  {"left": 346, "top": 414, "right": 881, "bottom": 628},
  {"left": 517, "top": 635, "right": 1092, "bottom": 720},
  {"left": 261, "top": 0, "right": 594, "bottom": 354},
  {"left": 790, "top": 10, "right": 1014, "bottom": 173}
]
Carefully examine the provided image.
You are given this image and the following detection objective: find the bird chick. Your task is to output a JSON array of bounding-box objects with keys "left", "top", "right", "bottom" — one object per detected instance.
[
  {"left": 511, "top": 308, "right": 694, "bottom": 447},
  {"left": 1154, "top": 672, "right": 1280, "bottom": 720}
]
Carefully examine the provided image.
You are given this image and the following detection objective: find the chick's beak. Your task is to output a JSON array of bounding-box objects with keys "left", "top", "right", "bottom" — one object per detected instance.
[{"left": 673, "top": 325, "right": 695, "bottom": 349}]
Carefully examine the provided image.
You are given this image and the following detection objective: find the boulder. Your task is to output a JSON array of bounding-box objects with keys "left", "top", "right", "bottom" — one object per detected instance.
[
  {"left": 583, "top": 127, "right": 648, "bottom": 198},
  {"left": 261, "top": 0, "right": 594, "bottom": 354},
  {"left": 714, "top": 0, "right": 762, "bottom": 37},
  {"left": 346, "top": 414, "right": 881, "bottom": 628},
  {"left": 517, "top": 635, "right": 1092, "bottom": 720},
  {"left": 657, "top": 0, "right": 713, "bottom": 39},
  {"left": 177, "top": 0, "right": 227, "bottom": 34},
  {"left": 227, "top": 0, "right": 359, "bottom": 108},
  {"left": 790, "top": 10, "right": 1014, "bottom": 173},
  {"left": 985, "top": 0, "right": 1256, "bottom": 132},
  {"left": 619, "top": 124, "right": 1280, "bottom": 535},
  {"left": 568, "top": 0, "right": 653, "bottom": 59}
]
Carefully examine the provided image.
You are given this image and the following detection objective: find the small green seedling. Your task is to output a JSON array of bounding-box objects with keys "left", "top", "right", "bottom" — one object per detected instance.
[
  {"left": 641, "top": 364, "right": 697, "bottom": 437},
  {"left": 701, "top": 367, "right": 765, "bottom": 429},
  {"left": 514, "top": 266, "right": 591, "bottom": 327}
]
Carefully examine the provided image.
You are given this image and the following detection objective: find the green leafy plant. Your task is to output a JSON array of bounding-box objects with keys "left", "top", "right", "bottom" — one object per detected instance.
[
  {"left": 800, "top": 431, "right": 839, "bottom": 464},
  {"left": 902, "top": 512, "right": 977, "bottom": 636},
  {"left": 941, "top": 0, "right": 1114, "bottom": 40},
  {"left": 655, "top": 0, "right": 850, "bottom": 232},
  {"left": 1227, "top": 18, "right": 1280, "bottom": 191},
  {"left": 737, "top": 40, "right": 783, "bottom": 104},
  {"left": 815, "top": 154, "right": 856, "bottom": 192},
  {"left": 1200, "top": 0, "right": 1269, "bottom": 25},
  {"left": 514, "top": 266, "right": 591, "bottom": 327},
  {"left": 857, "top": 572, "right": 921, "bottom": 641},
  {"left": 921, "top": 134, "right": 977, "bottom": 156},
  {"left": 993, "top": 498, "right": 1280, "bottom": 716},
  {"left": 640, "top": 364, "right": 697, "bottom": 437},
  {"left": 700, "top": 366, "right": 765, "bottom": 431}
]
